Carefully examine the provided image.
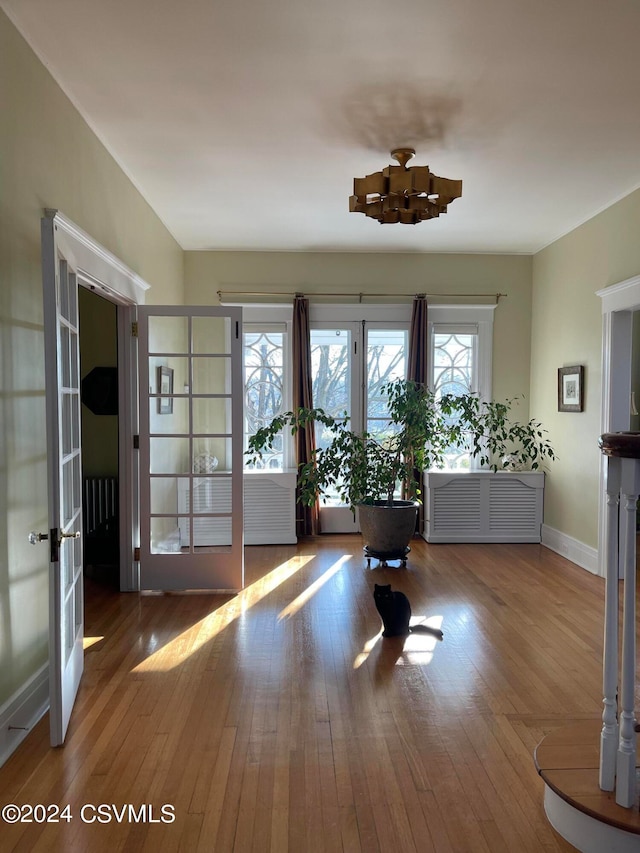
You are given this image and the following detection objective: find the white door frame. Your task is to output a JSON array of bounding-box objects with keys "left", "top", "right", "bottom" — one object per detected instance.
[{"left": 597, "top": 274, "right": 640, "bottom": 576}]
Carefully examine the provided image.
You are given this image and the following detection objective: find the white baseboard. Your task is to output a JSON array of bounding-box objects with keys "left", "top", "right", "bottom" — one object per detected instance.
[
  {"left": 541, "top": 524, "right": 600, "bottom": 575},
  {"left": 0, "top": 665, "right": 49, "bottom": 768}
]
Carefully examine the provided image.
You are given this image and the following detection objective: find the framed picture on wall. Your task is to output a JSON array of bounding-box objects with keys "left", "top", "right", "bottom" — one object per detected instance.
[
  {"left": 558, "top": 365, "right": 584, "bottom": 412},
  {"left": 157, "top": 366, "right": 174, "bottom": 414}
]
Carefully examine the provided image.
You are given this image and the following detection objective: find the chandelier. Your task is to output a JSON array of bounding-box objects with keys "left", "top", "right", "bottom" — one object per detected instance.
[{"left": 349, "top": 148, "right": 462, "bottom": 224}]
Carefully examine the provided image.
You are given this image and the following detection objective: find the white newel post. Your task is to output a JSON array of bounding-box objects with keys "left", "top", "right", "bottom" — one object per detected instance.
[
  {"left": 598, "top": 433, "right": 639, "bottom": 808},
  {"left": 599, "top": 452, "right": 620, "bottom": 791}
]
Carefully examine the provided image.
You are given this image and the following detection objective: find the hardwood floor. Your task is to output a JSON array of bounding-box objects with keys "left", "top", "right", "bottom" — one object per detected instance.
[{"left": 0, "top": 537, "right": 612, "bottom": 852}]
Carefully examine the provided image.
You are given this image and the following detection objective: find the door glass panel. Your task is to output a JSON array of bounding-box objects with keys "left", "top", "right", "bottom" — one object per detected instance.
[
  {"left": 192, "top": 316, "right": 231, "bottom": 354},
  {"left": 61, "top": 327, "right": 71, "bottom": 387},
  {"left": 148, "top": 316, "right": 188, "bottom": 353},
  {"left": 62, "top": 396, "right": 72, "bottom": 455},
  {"left": 310, "top": 328, "right": 352, "bottom": 506},
  {"left": 59, "top": 260, "right": 69, "bottom": 320},
  {"left": 150, "top": 438, "right": 190, "bottom": 474},
  {"left": 148, "top": 356, "right": 190, "bottom": 395},
  {"left": 192, "top": 435, "right": 231, "bottom": 472},
  {"left": 366, "top": 328, "right": 408, "bottom": 439},
  {"left": 190, "top": 476, "right": 232, "bottom": 514},
  {"left": 311, "top": 327, "right": 351, "bottom": 429},
  {"left": 149, "top": 397, "right": 189, "bottom": 434},
  {"left": 150, "top": 517, "right": 182, "bottom": 553},
  {"left": 178, "top": 515, "right": 232, "bottom": 551},
  {"left": 150, "top": 477, "right": 179, "bottom": 514},
  {"left": 193, "top": 397, "right": 231, "bottom": 437},
  {"left": 192, "top": 357, "right": 231, "bottom": 395}
]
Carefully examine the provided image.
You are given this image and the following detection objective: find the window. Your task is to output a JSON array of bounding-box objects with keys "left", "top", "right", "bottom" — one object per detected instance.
[
  {"left": 428, "top": 304, "right": 495, "bottom": 470},
  {"left": 240, "top": 302, "right": 494, "bottom": 480},
  {"left": 243, "top": 325, "right": 286, "bottom": 469}
]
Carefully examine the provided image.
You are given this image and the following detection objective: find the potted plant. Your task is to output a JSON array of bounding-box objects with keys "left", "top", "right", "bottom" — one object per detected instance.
[
  {"left": 245, "top": 379, "right": 555, "bottom": 556},
  {"left": 425, "top": 393, "right": 556, "bottom": 543}
]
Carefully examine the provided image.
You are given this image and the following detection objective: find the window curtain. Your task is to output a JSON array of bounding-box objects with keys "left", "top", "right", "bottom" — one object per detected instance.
[
  {"left": 292, "top": 296, "right": 320, "bottom": 536},
  {"left": 408, "top": 294, "right": 428, "bottom": 386},
  {"left": 407, "top": 295, "right": 428, "bottom": 529}
]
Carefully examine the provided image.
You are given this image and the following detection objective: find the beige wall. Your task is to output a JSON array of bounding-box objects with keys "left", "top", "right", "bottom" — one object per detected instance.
[
  {"left": 185, "top": 250, "right": 534, "bottom": 404},
  {"left": 0, "top": 11, "right": 183, "bottom": 708},
  {"left": 531, "top": 188, "right": 640, "bottom": 549}
]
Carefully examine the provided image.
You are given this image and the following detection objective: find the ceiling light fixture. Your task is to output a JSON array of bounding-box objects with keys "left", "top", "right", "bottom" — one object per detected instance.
[{"left": 349, "top": 148, "right": 462, "bottom": 224}]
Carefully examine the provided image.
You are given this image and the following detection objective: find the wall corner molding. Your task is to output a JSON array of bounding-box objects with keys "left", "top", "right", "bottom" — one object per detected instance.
[{"left": 541, "top": 524, "right": 600, "bottom": 575}]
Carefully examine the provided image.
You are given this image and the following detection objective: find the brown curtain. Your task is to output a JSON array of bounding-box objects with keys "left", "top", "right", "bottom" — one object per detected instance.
[
  {"left": 408, "top": 294, "right": 428, "bottom": 386},
  {"left": 407, "top": 295, "right": 428, "bottom": 529},
  {"left": 292, "top": 295, "right": 320, "bottom": 536}
]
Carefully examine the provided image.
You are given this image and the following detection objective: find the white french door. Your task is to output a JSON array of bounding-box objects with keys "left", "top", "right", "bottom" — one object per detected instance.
[
  {"left": 138, "top": 306, "right": 244, "bottom": 591},
  {"left": 42, "top": 220, "right": 84, "bottom": 746},
  {"left": 310, "top": 319, "right": 409, "bottom": 533}
]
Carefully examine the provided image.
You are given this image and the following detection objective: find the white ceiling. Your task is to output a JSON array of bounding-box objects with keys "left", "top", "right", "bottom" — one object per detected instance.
[{"left": 4, "top": 0, "right": 640, "bottom": 254}]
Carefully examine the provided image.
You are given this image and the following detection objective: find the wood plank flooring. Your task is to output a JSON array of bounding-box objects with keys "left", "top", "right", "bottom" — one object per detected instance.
[{"left": 0, "top": 537, "right": 615, "bottom": 851}]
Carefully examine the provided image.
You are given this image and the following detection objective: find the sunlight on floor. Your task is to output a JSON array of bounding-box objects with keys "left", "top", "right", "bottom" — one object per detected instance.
[
  {"left": 353, "top": 630, "right": 383, "bottom": 669},
  {"left": 353, "top": 614, "right": 444, "bottom": 669},
  {"left": 396, "top": 614, "right": 444, "bottom": 666},
  {"left": 131, "top": 554, "right": 315, "bottom": 672},
  {"left": 278, "top": 555, "right": 351, "bottom": 620},
  {"left": 83, "top": 636, "right": 104, "bottom": 650}
]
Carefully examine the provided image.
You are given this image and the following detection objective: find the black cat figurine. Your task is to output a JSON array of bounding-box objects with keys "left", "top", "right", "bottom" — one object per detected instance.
[{"left": 373, "top": 584, "right": 444, "bottom": 640}]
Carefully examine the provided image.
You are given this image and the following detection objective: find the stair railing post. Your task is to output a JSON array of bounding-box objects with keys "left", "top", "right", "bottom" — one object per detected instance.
[
  {"left": 599, "top": 452, "right": 620, "bottom": 791},
  {"left": 598, "top": 432, "right": 640, "bottom": 809},
  {"left": 615, "top": 455, "right": 639, "bottom": 807}
]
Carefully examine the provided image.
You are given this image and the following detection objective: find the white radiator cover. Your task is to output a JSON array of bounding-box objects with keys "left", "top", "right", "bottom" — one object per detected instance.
[
  {"left": 177, "top": 471, "right": 297, "bottom": 546},
  {"left": 424, "top": 471, "right": 545, "bottom": 543}
]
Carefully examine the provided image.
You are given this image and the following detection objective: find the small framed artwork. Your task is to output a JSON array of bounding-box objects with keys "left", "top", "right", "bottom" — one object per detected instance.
[
  {"left": 558, "top": 365, "right": 584, "bottom": 412},
  {"left": 157, "top": 366, "right": 174, "bottom": 414}
]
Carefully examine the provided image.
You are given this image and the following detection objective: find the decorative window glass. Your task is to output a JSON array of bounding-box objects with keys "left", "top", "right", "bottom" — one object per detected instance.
[
  {"left": 433, "top": 331, "right": 476, "bottom": 396},
  {"left": 432, "top": 328, "right": 478, "bottom": 470},
  {"left": 243, "top": 327, "right": 285, "bottom": 469}
]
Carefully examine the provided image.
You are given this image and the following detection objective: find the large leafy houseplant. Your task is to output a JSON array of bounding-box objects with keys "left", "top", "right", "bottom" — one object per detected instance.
[{"left": 245, "top": 378, "right": 556, "bottom": 511}]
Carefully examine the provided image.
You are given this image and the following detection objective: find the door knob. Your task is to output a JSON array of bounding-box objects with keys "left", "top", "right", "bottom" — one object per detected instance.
[{"left": 28, "top": 531, "right": 49, "bottom": 545}]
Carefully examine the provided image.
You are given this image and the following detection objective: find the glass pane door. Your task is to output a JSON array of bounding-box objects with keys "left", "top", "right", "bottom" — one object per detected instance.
[
  {"left": 310, "top": 325, "right": 359, "bottom": 532},
  {"left": 43, "top": 241, "right": 85, "bottom": 746},
  {"left": 138, "top": 307, "right": 243, "bottom": 591},
  {"left": 309, "top": 322, "right": 409, "bottom": 533},
  {"left": 366, "top": 327, "right": 408, "bottom": 439}
]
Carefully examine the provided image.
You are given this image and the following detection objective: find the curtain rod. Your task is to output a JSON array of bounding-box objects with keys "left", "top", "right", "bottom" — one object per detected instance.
[{"left": 217, "top": 290, "right": 507, "bottom": 303}]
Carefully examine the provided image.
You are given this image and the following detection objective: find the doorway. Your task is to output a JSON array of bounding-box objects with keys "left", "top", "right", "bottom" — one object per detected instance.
[{"left": 78, "top": 287, "right": 120, "bottom": 588}]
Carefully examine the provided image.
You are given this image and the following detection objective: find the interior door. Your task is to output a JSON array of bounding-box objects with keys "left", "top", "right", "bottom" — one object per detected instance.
[
  {"left": 138, "top": 306, "right": 244, "bottom": 591},
  {"left": 42, "top": 219, "right": 84, "bottom": 746}
]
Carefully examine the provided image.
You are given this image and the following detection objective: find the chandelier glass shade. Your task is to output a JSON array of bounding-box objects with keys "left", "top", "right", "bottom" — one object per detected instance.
[{"left": 349, "top": 148, "right": 462, "bottom": 224}]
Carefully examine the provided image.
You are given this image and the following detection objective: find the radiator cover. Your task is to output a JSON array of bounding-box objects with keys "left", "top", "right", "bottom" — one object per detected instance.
[
  {"left": 177, "top": 471, "right": 297, "bottom": 546},
  {"left": 424, "top": 471, "right": 544, "bottom": 543}
]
